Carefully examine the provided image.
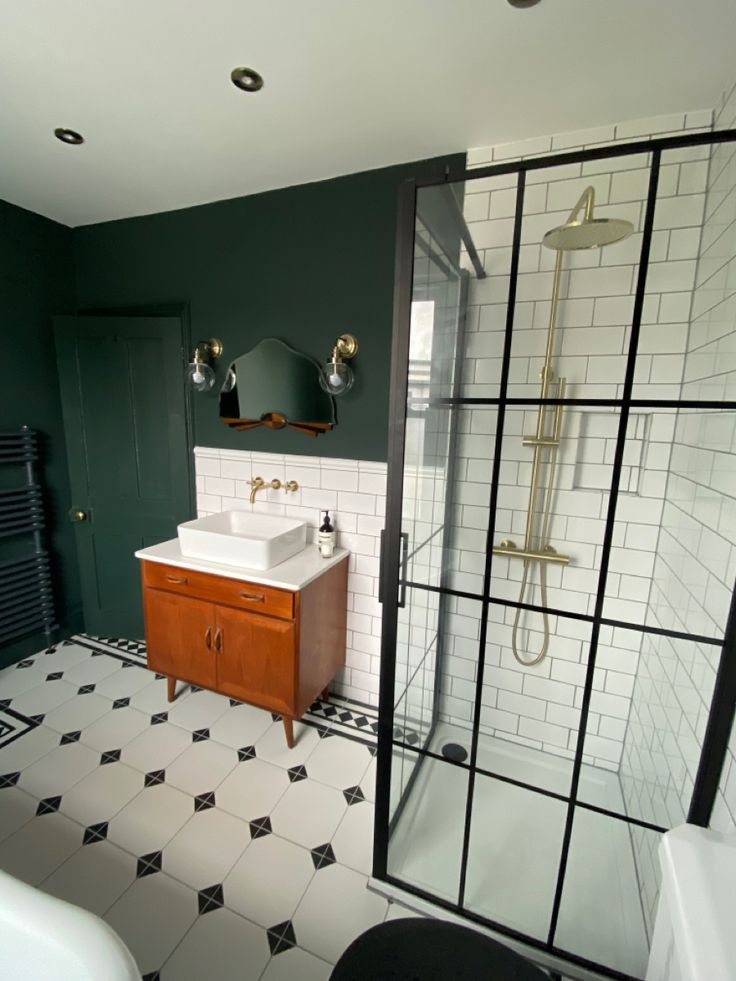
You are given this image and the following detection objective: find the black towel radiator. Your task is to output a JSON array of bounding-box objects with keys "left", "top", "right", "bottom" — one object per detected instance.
[{"left": 0, "top": 428, "right": 56, "bottom": 648}]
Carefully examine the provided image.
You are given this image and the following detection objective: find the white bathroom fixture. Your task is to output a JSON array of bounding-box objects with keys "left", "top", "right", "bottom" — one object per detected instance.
[
  {"left": 0, "top": 868, "right": 140, "bottom": 981},
  {"left": 646, "top": 824, "right": 736, "bottom": 981},
  {"left": 177, "top": 510, "right": 307, "bottom": 570}
]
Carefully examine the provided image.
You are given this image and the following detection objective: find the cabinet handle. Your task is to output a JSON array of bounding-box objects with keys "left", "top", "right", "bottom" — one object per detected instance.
[
  {"left": 239, "top": 590, "right": 265, "bottom": 603},
  {"left": 165, "top": 574, "right": 188, "bottom": 584},
  {"left": 205, "top": 626, "right": 212, "bottom": 649},
  {"left": 214, "top": 628, "right": 223, "bottom": 652}
]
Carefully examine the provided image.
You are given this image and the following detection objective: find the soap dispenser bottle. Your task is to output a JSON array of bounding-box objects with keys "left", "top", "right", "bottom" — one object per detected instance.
[{"left": 318, "top": 511, "right": 336, "bottom": 558}]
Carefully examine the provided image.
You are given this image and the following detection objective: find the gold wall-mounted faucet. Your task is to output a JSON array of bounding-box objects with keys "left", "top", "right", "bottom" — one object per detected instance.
[
  {"left": 284, "top": 480, "right": 299, "bottom": 494},
  {"left": 248, "top": 476, "right": 281, "bottom": 504}
]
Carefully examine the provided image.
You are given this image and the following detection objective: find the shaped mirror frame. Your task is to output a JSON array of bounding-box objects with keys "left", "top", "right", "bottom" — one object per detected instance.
[{"left": 219, "top": 338, "right": 336, "bottom": 437}]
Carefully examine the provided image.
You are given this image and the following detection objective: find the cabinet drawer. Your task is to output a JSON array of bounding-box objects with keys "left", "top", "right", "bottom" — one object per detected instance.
[{"left": 141, "top": 561, "right": 294, "bottom": 620}]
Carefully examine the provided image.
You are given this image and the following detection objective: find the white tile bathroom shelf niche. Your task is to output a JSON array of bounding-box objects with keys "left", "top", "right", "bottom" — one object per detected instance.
[{"left": 135, "top": 538, "right": 348, "bottom": 592}]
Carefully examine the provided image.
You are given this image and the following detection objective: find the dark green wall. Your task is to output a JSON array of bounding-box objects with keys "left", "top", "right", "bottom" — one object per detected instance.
[
  {"left": 0, "top": 199, "right": 83, "bottom": 666},
  {"left": 73, "top": 154, "right": 464, "bottom": 462}
]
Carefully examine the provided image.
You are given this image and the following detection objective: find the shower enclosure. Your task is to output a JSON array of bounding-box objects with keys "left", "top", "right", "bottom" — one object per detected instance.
[{"left": 373, "top": 127, "right": 736, "bottom": 980}]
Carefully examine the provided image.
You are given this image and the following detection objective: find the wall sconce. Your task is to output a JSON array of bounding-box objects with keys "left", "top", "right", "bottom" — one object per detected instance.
[
  {"left": 186, "top": 337, "right": 223, "bottom": 392},
  {"left": 319, "top": 334, "right": 359, "bottom": 396}
]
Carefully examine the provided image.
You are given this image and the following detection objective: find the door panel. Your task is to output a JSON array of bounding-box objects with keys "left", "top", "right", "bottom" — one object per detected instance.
[
  {"left": 144, "top": 588, "right": 216, "bottom": 688},
  {"left": 215, "top": 605, "right": 295, "bottom": 713},
  {"left": 54, "top": 315, "right": 191, "bottom": 637},
  {"left": 391, "top": 196, "right": 467, "bottom": 802}
]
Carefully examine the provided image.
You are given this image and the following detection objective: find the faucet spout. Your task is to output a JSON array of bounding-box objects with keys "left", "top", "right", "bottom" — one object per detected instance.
[{"left": 248, "top": 476, "right": 266, "bottom": 504}]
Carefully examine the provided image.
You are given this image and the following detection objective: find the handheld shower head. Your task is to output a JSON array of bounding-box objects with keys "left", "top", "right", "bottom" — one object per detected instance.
[{"left": 542, "top": 186, "right": 634, "bottom": 251}]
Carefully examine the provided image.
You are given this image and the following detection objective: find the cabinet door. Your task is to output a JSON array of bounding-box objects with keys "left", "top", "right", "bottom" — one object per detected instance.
[
  {"left": 144, "top": 588, "right": 216, "bottom": 689},
  {"left": 215, "top": 605, "right": 296, "bottom": 715}
]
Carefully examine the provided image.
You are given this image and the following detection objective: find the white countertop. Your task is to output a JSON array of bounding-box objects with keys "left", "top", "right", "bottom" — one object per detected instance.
[{"left": 135, "top": 539, "right": 349, "bottom": 591}]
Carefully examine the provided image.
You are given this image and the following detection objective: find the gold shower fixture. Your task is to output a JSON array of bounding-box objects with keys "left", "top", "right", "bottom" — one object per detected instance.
[{"left": 492, "top": 187, "right": 634, "bottom": 666}]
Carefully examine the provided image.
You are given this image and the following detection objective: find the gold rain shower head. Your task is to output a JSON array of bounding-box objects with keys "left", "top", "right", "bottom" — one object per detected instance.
[{"left": 542, "top": 186, "right": 634, "bottom": 251}]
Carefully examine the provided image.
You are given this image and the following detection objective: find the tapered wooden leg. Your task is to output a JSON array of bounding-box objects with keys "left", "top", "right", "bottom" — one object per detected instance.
[
  {"left": 282, "top": 716, "right": 295, "bottom": 749},
  {"left": 320, "top": 686, "right": 329, "bottom": 701},
  {"left": 167, "top": 676, "right": 176, "bottom": 702}
]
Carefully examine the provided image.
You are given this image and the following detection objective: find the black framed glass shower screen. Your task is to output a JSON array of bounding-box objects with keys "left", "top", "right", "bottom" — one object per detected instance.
[{"left": 374, "top": 128, "right": 736, "bottom": 981}]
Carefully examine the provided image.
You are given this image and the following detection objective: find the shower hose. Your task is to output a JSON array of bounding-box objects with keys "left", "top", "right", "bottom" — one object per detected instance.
[{"left": 510, "top": 437, "right": 560, "bottom": 667}]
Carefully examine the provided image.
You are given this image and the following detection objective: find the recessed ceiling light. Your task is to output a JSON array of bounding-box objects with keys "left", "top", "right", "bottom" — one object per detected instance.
[
  {"left": 230, "top": 67, "right": 264, "bottom": 93},
  {"left": 54, "top": 127, "right": 84, "bottom": 145}
]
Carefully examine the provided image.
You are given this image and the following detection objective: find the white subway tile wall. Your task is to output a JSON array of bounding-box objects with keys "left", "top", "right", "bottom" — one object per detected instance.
[
  {"left": 440, "top": 110, "right": 713, "bottom": 773},
  {"left": 617, "top": 82, "right": 736, "bottom": 934},
  {"left": 194, "top": 447, "right": 386, "bottom": 706}
]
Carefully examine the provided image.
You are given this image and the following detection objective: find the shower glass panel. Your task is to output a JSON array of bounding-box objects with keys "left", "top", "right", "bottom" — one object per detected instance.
[
  {"left": 390, "top": 188, "right": 468, "bottom": 801},
  {"left": 554, "top": 808, "right": 658, "bottom": 978},
  {"left": 465, "top": 775, "right": 567, "bottom": 940},
  {"left": 576, "top": 624, "right": 719, "bottom": 830},
  {"left": 388, "top": 751, "right": 469, "bottom": 904},
  {"left": 393, "top": 587, "right": 439, "bottom": 749},
  {"left": 489, "top": 407, "right": 621, "bottom": 622},
  {"left": 376, "top": 128, "right": 736, "bottom": 981}
]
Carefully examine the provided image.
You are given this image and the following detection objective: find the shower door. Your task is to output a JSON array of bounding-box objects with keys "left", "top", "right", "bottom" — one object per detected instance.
[
  {"left": 374, "top": 129, "right": 736, "bottom": 981},
  {"left": 385, "top": 183, "right": 468, "bottom": 825}
]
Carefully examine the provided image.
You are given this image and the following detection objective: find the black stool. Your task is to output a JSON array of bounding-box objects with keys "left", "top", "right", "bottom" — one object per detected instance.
[{"left": 329, "top": 918, "right": 550, "bottom": 980}]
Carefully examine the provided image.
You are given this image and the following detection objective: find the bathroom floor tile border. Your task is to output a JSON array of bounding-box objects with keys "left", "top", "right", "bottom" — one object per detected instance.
[
  {"left": 304, "top": 693, "right": 378, "bottom": 748},
  {"left": 72, "top": 633, "right": 148, "bottom": 666},
  {"left": 0, "top": 705, "right": 39, "bottom": 750}
]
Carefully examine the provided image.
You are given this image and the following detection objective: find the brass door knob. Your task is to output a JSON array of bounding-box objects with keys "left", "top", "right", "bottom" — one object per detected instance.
[{"left": 70, "top": 509, "right": 88, "bottom": 522}]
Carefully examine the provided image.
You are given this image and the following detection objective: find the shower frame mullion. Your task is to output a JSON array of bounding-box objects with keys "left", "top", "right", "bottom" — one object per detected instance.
[
  {"left": 402, "top": 576, "right": 726, "bottom": 649},
  {"left": 414, "top": 127, "right": 736, "bottom": 189},
  {"left": 688, "top": 583, "right": 736, "bottom": 825},
  {"left": 418, "top": 397, "right": 736, "bottom": 409},
  {"left": 456, "top": 170, "right": 527, "bottom": 908},
  {"left": 545, "top": 149, "right": 662, "bottom": 946},
  {"left": 390, "top": 735, "right": 669, "bottom": 833}
]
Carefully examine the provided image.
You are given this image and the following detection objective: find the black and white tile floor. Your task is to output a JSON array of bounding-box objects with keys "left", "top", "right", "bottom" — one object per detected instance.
[{"left": 0, "top": 636, "right": 414, "bottom": 981}]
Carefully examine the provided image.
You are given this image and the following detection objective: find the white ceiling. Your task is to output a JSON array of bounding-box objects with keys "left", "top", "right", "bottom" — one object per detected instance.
[{"left": 1, "top": 0, "right": 734, "bottom": 227}]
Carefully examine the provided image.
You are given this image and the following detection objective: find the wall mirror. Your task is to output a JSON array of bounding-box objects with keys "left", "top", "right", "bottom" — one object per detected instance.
[{"left": 219, "top": 338, "right": 336, "bottom": 436}]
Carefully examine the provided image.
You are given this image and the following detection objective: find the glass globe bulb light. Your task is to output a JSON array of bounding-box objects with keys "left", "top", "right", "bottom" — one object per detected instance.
[
  {"left": 319, "top": 359, "right": 353, "bottom": 395},
  {"left": 186, "top": 360, "right": 216, "bottom": 392}
]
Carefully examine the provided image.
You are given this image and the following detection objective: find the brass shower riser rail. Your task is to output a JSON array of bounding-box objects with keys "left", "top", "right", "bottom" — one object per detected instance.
[{"left": 491, "top": 545, "right": 570, "bottom": 565}]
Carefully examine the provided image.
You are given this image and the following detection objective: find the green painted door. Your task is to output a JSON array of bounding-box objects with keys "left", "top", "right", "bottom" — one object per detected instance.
[{"left": 54, "top": 316, "right": 192, "bottom": 638}]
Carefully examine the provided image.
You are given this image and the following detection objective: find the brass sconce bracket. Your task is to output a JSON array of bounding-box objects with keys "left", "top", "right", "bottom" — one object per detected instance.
[
  {"left": 195, "top": 337, "right": 224, "bottom": 361},
  {"left": 333, "top": 334, "right": 358, "bottom": 361}
]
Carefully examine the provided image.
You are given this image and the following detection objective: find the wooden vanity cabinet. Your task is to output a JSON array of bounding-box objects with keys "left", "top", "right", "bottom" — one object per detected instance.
[{"left": 140, "top": 555, "right": 348, "bottom": 747}]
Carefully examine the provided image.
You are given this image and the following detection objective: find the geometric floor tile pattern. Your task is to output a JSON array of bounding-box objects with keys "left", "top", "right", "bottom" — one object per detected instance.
[{"left": 0, "top": 638, "right": 410, "bottom": 979}]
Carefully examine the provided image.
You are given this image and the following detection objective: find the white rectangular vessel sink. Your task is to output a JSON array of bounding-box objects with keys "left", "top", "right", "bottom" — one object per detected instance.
[{"left": 177, "top": 511, "right": 307, "bottom": 571}]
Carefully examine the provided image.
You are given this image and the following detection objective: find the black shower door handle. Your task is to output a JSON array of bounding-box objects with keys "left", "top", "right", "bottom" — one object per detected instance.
[
  {"left": 398, "top": 531, "right": 409, "bottom": 608},
  {"left": 378, "top": 530, "right": 409, "bottom": 608}
]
